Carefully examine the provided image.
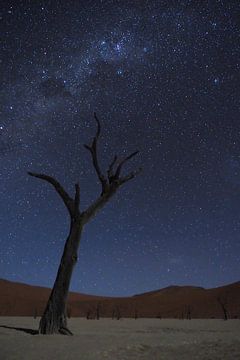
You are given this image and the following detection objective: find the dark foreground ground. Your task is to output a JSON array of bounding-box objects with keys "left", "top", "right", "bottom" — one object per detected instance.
[{"left": 0, "top": 317, "right": 239, "bottom": 359}]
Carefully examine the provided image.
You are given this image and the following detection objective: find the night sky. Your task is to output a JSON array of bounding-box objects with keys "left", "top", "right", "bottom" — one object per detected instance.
[{"left": 1, "top": 0, "right": 240, "bottom": 297}]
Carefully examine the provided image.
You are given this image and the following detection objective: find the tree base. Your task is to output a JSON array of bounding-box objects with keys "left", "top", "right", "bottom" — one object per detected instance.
[
  {"left": 39, "top": 320, "right": 73, "bottom": 335},
  {"left": 38, "top": 327, "right": 73, "bottom": 335},
  {"left": 39, "top": 306, "right": 72, "bottom": 335}
]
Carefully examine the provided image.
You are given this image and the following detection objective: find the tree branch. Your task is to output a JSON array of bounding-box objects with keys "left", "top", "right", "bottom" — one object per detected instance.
[
  {"left": 82, "top": 166, "right": 142, "bottom": 224},
  {"left": 114, "top": 151, "right": 139, "bottom": 180},
  {"left": 93, "top": 112, "right": 101, "bottom": 140},
  {"left": 81, "top": 185, "right": 118, "bottom": 224},
  {"left": 82, "top": 114, "right": 142, "bottom": 223},
  {"left": 28, "top": 172, "right": 75, "bottom": 215},
  {"left": 107, "top": 155, "right": 118, "bottom": 183},
  {"left": 74, "top": 183, "right": 80, "bottom": 213},
  {"left": 84, "top": 113, "right": 107, "bottom": 194},
  {"left": 119, "top": 167, "right": 142, "bottom": 185}
]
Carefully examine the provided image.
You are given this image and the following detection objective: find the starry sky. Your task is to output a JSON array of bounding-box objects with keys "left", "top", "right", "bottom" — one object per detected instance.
[{"left": 1, "top": 0, "right": 240, "bottom": 297}]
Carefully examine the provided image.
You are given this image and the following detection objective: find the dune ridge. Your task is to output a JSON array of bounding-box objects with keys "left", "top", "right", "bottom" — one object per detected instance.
[{"left": 0, "top": 278, "right": 239, "bottom": 319}]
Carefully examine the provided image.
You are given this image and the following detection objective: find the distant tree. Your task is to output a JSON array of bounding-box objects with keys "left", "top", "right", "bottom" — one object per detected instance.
[
  {"left": 217, "top": 295, "right": 229, "bottom": 320},
  {"left": 86, "top": 309, "right": 91, "bottom": 320},
  {"left": 186, "top": 305, "right": 192, "bottom": 320},
  {"left": 134, "top": 307, "right": 138, "bottom": 320},
  {"left": 116, "top": 306, "right": 121, "bottom": 320},
  {"left": 95, "top": 302, "right": 101, "bottom": 320},
  {"left": 28, "top": 113, "right": 141, "bottom": 335}
]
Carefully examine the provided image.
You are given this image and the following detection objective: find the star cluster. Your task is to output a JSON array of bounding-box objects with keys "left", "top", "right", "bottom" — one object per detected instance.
[{"left": 0, "top": 0, "right": 240, "bottom": 296}]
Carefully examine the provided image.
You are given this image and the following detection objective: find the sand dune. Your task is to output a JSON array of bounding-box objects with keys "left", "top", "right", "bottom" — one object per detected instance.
[{"left": 0, "top": 278, "right": 239, "bottom": 319}]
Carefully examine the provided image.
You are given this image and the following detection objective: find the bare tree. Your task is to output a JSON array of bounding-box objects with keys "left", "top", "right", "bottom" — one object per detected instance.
[
  {"left": 217, "top": 295, "right": 229, "bottom": 320},
  {"left": 28, "top": 113, "right": 141, "bottom": 335},
  {"left": 134, "top": 307, "right": 138, "bottom": 320},
  {"left": 86, "top": 309, "right": 91, "bottom": 320},
  {"left": 115, "top": 306, "right": 121, "bottom": 320},
  {"left": 95, "top": 302, "right": 101, "bottom": 320},
  {"left": 186, "top": 305, "right": 192, "bottom": 320}
]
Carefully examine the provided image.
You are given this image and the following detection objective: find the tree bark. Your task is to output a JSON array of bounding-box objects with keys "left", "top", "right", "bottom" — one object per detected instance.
[{"left": 39, "top": 219, "right": 82, "bottom": 335}]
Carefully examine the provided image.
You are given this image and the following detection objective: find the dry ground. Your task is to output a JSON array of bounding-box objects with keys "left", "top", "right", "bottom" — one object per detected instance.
[{"left": 0, "top": 317, "right": 239, "bottom": 359}]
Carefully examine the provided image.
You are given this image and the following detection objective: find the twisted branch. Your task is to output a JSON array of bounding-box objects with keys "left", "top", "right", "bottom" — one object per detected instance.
[
  {"left": 107, "top": 155, "right": 118, "bottom": 183},
  {"left": 82, "top": 113, "right": 141, "bottom": 222},
  {"left": 119, "top": 167, "right": 142, "bottom": 185},
  {"left": 28, "top": 172, "right": 76, "bottom": 216},
  {"left": 114, "top": 151, "right": 139, "bottom": 180},
  {"left": 84, "top": 112, "right": 107, "bottom": 193}
]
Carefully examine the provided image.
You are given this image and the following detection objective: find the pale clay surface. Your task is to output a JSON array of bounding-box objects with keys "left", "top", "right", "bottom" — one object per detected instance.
[{"left": 0, "top": 317, "right": 239, "bottom": 359}]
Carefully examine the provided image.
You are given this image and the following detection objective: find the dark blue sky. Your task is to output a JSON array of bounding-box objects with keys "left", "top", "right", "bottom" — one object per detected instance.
[{"left": 1, "top": 0, "right": 240, "bottom": 296}]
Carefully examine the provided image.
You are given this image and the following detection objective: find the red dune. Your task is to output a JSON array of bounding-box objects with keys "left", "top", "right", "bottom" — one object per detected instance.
[{"left": 0, "top": 278, "right": 239, "bottom": 319}]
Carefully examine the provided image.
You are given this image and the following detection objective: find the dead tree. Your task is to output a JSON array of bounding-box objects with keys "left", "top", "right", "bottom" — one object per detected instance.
[
  {"left": 217, "top": 295, "right": 229, "bottom": 320},
  {"left": 28, "top": 113, "right": 141, "bottom": 335},
  {"left": 186, "top": 305, "right": 192, "bottom": 320},
  {"left": 95, "top": 302, "right": 101, "bottom": 320},
  {"left": 134, "top": 307, "right": 138, "bottom": 320},
  {"left": 86, "top": 309, "right": 91, "bottom": 320},
  {"left": 116, "top": 306, "right": 121, "bottom": 320}
]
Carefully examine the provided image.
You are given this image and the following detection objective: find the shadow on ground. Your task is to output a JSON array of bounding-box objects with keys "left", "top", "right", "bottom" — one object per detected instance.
[{"left": 0, "top": 325, "right": 38, "bottom": 335}]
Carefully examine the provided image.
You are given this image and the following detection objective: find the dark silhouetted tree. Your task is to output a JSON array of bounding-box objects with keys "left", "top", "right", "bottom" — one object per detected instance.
[
  {"left": 217, "top": 295, "right": 229, "bottom": 320},
  {"left": 86, "top": 309, "right": 91, "bottom": 320},
  {"left": 116, "top": 306, "right": 121, "bottom": 320},
  {"left": 134, "top": 307, "right": 138, "bottom": 320},
  {"left": 186, "top": 305, "right": 192, "bottom": 320},
  {"left": 95, "top": 302, "right": 101, "bottom": 320},
  {"left": 28, "top": 113, "right": 141, "bottom": 335}
]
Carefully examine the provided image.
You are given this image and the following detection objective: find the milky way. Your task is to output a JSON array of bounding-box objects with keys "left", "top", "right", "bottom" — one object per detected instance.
[{"left": 1, "top": 0, "right": 240, "bottom": 296}]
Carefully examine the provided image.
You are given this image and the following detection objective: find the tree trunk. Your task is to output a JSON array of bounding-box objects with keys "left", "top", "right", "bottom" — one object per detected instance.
[{"left": 39, "top": 219, "right": 82, "bottom": 335}]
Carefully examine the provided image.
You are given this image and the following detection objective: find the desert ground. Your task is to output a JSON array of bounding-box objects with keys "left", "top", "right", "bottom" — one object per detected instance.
[{"left": 0, "top": 317, "right": 239, "bottom": 360}]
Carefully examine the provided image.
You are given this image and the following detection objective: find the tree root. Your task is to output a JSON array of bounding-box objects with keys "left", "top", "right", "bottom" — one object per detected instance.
[{"left": 59, "top": 327, "right": 73, "bottom": 336}]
